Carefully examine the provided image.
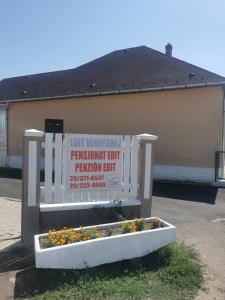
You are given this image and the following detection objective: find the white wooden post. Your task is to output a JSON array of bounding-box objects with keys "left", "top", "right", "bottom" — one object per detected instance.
[
  {"left": 21, "top": 129, "right": 44, "bottom": 248},
  {"left": 137, "top": 133, "right": 158, "bottom": 217},
  {"left": 54, "top": 133, "right": 63, "bottom": 203},
  {"left": 44, "top": 133, "right": 53, "bottom": 203},
  {"left": 123, "top": 135, "right": 131, "bottom": 199}
]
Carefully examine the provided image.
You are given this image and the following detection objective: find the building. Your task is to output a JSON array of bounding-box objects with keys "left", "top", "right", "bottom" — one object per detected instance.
[{"left": 0, "top": 44, "right": 225, "bottom": 184}]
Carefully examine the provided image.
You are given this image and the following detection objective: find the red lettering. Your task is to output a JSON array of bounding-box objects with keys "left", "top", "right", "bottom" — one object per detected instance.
[
  {"left": 103, "top": 162, "right": 116, "bottom": 172},
  {"left": 107, "top": 151, "right": 120, "bottom": 160}
]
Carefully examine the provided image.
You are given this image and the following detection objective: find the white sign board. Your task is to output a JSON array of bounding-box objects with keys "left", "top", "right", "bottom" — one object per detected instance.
[{"left": 66, "top": 134, "right": 123, "bottom": 192}]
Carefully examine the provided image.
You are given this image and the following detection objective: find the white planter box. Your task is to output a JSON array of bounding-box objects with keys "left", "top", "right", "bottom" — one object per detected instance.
[{"left": 35, "top": 217, "right": 176, "bottom": 269}]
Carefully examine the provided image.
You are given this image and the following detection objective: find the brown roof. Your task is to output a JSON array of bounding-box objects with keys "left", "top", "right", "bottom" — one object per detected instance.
[{"left": 0, "top": 45, "right": 224, "bottom": 102}]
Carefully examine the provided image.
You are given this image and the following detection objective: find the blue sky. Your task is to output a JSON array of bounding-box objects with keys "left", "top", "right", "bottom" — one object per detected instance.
[{"left": 0, "top": 0, "right": 225, "bottom": 79}]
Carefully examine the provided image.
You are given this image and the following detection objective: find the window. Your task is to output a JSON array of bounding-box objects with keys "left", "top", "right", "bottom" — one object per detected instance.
[{"left": 45, "top": 119, "right": 64, "bottom": 133}]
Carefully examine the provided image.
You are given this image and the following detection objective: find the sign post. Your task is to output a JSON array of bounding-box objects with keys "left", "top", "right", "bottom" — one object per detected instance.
[
  {"left": 22, "top": 129, "right": 44, "bottom": 248},
  {"left": 137, "top": 133, "right": 158, "bottom": 218},
  {"left": 21, "top": 130, "right": 158, "bottom": 248}
]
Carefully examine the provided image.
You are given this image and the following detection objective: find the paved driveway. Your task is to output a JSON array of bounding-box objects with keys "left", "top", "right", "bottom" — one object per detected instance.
[
  {"left": 152, "top": 182, "right": 225, "bottom": 300},
  {"left": 0, "top": 178, "right": 22, "bottom": 200},
  {"left": 0, "top": 178, "right": 22, "bottom": 251},
  {"left": 0, "top": 179, "right": 225, "bottom": 299}
]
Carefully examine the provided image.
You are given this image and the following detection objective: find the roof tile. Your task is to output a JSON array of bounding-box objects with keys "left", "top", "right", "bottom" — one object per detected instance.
[{"left": 0, "top": 46, "right": 224, "bottom": 102}]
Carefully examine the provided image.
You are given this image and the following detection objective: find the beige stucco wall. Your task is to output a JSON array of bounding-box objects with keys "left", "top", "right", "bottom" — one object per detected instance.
[{"left": 7, "top": 86, "right": 224, "bottom": 168}]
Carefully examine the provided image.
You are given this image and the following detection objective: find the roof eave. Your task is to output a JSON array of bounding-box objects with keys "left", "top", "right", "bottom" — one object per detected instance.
[{"left": 1, "top": 81, "right": 225, "bottom": 104}]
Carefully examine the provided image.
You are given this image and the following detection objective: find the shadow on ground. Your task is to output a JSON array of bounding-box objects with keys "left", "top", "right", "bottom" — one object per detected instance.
[
  {"left": 153, "top": 181, "right": 218, "bottom": 204},
  {"left": 0, "top": 239, "right": 169, "bottom": 299},
  {"left": 0, "top": 241, "right": 33, "bottom": 273},
  {"left": 0, "top": 240, "right": 174, "bottom": 299},
  {"left": 13, "top": 246, "right": 172, "bottom": 299}
]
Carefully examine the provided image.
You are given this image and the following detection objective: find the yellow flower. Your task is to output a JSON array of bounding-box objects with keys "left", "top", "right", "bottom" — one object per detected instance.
[{"left": 60, "top": 239, "right": 65, "bottom": 245}]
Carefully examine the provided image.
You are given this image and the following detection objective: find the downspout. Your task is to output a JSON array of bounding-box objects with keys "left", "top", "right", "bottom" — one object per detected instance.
[
  {"left": 0, "top": 103, "right": 8, "bottom": 167},
  {"left": 223, "top": 86, "right": 225, "bottom": 152},
  {"left": 5, "top": 102, "right": 8, "bottom": 167},
  {"left": 220, "top": 85, "right": 225, "bottom": 180}
]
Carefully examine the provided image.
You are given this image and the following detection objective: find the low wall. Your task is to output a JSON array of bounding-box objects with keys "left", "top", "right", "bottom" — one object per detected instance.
[{"left": 154, "top": 165, "right": 215, "bottom": 183}]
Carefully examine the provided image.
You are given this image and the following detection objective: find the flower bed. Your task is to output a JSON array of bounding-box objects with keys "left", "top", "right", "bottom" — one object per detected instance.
[
  {"left": 40, "top": 218, "right": 162, "bottom": 249},
  {"left": 35, "top": 217, "right": 176, "bottom": 269}
]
